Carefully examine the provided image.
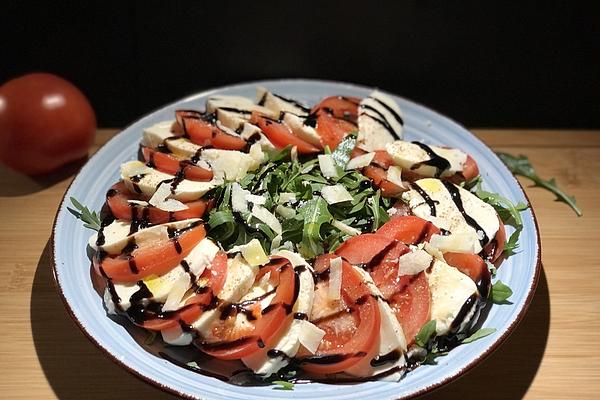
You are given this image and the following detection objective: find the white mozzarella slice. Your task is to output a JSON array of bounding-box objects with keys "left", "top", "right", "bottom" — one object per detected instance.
[
  {"left": 346, "top": 267, "right": 407, "bottom": 378},
  {"left": 148, "top": 182, "right": 188, "bottom": 212},
  {"left": 161, "top": 325, "right": 193, "bottom": 346},
  {"left": 426, "top": 259, "right": 479, "bottom": 335},
  {"left": 142, "top": 120, "right": 202, "bottom": 158},
  {"left": 282, "top": 112, "right": 322, "bottom": 146},
  {"left": 242, "top": 255, "right": 315, "bottom": 376},
  {"left": 121, "top": 161, "right": 214, "bottom": 201},
  {"left": 256, "top": 87, "right": 310, "bottom": 116},
  {"left": 90, "top": 219, "right": 201, "bottom": 255},
  {"left": 402, "top": 178, "right": 500, "bottom": 253},
  {"left": 385, "top": 140, "right": 467, "bottom": 178},
  {"left": 200, "top": 149, "right": 260, "bottom": 182},
  {"left": 207, "top": 95, "right": 276, "bottom": 131},
  {"left": 357, "top": 90, "right": 403, "bottom": 151}
]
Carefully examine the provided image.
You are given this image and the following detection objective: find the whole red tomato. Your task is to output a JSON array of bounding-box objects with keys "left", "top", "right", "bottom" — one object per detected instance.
[{"left": 0, "top": 73, "right": 96, "bottom": 175}]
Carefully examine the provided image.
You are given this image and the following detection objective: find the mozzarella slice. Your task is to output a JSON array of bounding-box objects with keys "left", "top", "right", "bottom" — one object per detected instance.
[
  {"left": 207, "top": 95, "right": 276, "bottom": 131},
  {"left": 346, "top": 267, "right": 407, "bottom": 379},
  {"left": 200, "top": 149, "right": 260, "bottom": 182},
  {"left": 357, "top": 90, "right": 403, "bottom": 151},
  {"left": 161, "top": 325, "right": 193, "bottom": 346},
  {"left": 242, "top": 254, "right": 315, "bottom": 376},
  {"left": 386, "top": 140, "right": 467, "bottom": 178},
  {"left": 402, "top": 178, "right": 500, "bottom": 253},
  {"left": 282, "top": 112, "right": 322, "bottom": 146},
  {"left": 142, "top": 120, "right": 202, "bottom": 158},
  {"left": 256, "top": 87, "right": 310, "bottom": 116},
  {"left": 121, "top": 161, "right": 214, "bottom": 201},
  {"left": 426, "top": 259, "right": 479, "bottom": 335}
]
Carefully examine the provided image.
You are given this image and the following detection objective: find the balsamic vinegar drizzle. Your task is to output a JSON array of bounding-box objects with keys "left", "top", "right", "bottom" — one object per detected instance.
[
  {"left": 411, "top": 142, "right": 451, "bottom": 178},
  {"left": 360, "top": 103, "right": 396, "bottom": 135},
  {"left": 412, "top": 182, "right": 438, "bottom": 216},
  {"left": 371, "top": 96, "right": 404, "bottom": 126},
  {"left": 442, "top": 181, "right": 489, "bottom": 246},
  {"left": 272, "top": 93, "right": 311, "bottom": 113}
]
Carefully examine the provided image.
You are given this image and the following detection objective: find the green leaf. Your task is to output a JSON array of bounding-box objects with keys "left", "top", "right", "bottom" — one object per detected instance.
[
  {"left": 503, "top": 228, "right": 522, "bottom": 256},
  {"left": 491, "top": 280, "right": 513, "bottom": 304},
  {"left": 496, "top": 152, "right": 582, "bottom": 217},
  {"left": 472, "top": 181, "right": 527, "bottom": 227},
  {"left": 144, "top": 330, "right": 157, "bottom": 345},
  {"left": 368, "top": 190, "right": 390, "bottom": 231},
  {"left": 298, "top": 197, "right": 333, "bottom": 258},
  {"left": 272, "top": 380, "right": 294, "bottom": 391},
  {"left": 330, "top": 132, "right": 357, "bottom": 168},
  {"left": 462, "top": 328, "right": 496, "bottom": 344},
  {"left": 415, "top": 320, "right": 437, "bottom": 347},
  {"left": 69, "top": 197, "right": 101, "bottom": 231}
]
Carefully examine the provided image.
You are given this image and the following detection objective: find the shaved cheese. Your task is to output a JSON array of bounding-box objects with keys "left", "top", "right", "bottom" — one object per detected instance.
[
  {"left": 127, "top": 199, "right": 148, "bottom": 206},
  {"left": 248, "top": 142, "right": 266, "bottom": 165},
  {"left": 346, "top": 152, "right": 375, "bottom": 170},
  {"left": 271, "top": 250, "right": 312, "bottom": 271},
  {"left": 275, "top": 204, "right": 296, "bottom": 219},
  {"left": 278, "top": 192, "right": 297, "bottom": 204},
  {"left": 186, "top": 238, "right": 220, "bottom": 276},
  {"left": 291, "top": 146, "right": 299, "bottom": 164},
  {"left": 252, "top": 204, "right": 282, "bottom": 235},
  {"left": 318, "top": 154, "right": 339, "bottom": 178},
  {"left": 328, "top": 257, "right": 343, "bottom": 301},
  {"left": 162, "top": 273, "right": 191, "bottom": 312},
  {"left": 397, "top": 249, "right": 433, "bottom": 278},
  {"left": 121, "top": 161, "right": 152, "bottom": 178},
  {"left": 429, "top": 232, "right": 481, "bottom": 254},
  {"left": 331, "top": 219, "right": 361, "bottom": 236},
  {"left": 216, "top": 120, "right": 242, "bottom": 137},
  {"left": 270, "top": 234, "right": 282, "bottom": 251},
  {"left": 386, "top": 166, "right": 406, "bottom": 189},
  {"left": 148, "top": 182, "right": 189, "bottom": 212},
  {"left": 245, "top": 194, "right": 266, "bottom": 205},
  {"left": 240, "top": 239, "right": 270, "bottom": 266},
  {"left": 298, "top": 320, "right": 326, "bottom": 354},
  {"left": 321, "top": 184, "right": 353, "bottom": 204},
  {"left": 231, "top": 183, "right": 250, "bottom": 213},
  {"left": 423, "top": 242, "right": 446, "bottom": 262}
]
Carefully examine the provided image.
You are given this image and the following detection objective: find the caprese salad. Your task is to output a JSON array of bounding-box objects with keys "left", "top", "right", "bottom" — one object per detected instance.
[{"left": 77, "top": 87, "right": 524, "bottom": 387}]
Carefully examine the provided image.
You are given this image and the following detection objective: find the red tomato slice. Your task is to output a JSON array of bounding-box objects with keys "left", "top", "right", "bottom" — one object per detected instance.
[
  {"left": 377, "top": 215, "right": 441, "bottom": 245},
  {"left": 141, "top": 147, "right": 213, "bottom": 181},
  {"left": 462, "top": 155, "right": 480, "bottom": 181},
  {"left": 363, "top": 165, "right": 404, "bottom": 197},
  {"left": 251, "top": 113, "right": 320, "bottom": 154},
  {"left": 335, "top": 233, "right": 395, "bottom": 265},
  {"left": 368, "top": 241, "right": 410, "bottom": 299},
  {"left": 301, "top": 260, "right": 381, "bottom": 375},
  {"left": 106, "top": 182, "right": 210, "bottom": 224},
  {"left": 315, "top": 112, "right": 357, "bottom": 150},
  {"left": 199, "top": 259, "right": 297, "bottom": 360},
  {"left": 211, "top": 129, "right": 247, "bottom": 150},
  {"left": 443, "top": 252, "right": 492, "bottom": 299},
  {"left": 180, "top": 117, "right": 213, "bottom": 147},
  {"left": 93, "top": 223, "right": 206, "bottom": 282},
  {"left": 482, "top": 218, "right": 506, "bottom": 262},
  {"left": 141, "top": 251, "right": 228, "bottom": 331},
  {"left": 311, "top": 96, "right": 361, "bottom": 122},
  {"left": 387, "top": 272, "right": 431, "bottom": 346}
]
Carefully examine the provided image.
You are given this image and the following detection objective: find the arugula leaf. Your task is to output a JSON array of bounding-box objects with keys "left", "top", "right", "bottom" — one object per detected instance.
[
  {"left": 331, "top": 132, "right": 357, "bottom": 168},
  {"left": 491, "top": 280, "right": 513, "bottom": 304},
  {"left": 298, "top": 197, "right": 333, "bottom": 258},
  {"left": 462, "top": 328, "right": 496, "bottom": 344},
  {"left": 497, "top": 152, "right": 582, "bottom": 217},
  {"left": 415, "top": 320, "right": 437, "bottom": 347},
  {"left": 68, "top": 197, "right": 101, "bottom": 231},
  {"left": 472, "top": 182, "right": 528, "bottom": 227},
  {"left": 144, "top": 330, "right": 158, "bottom": 345},
  {"left": 368, "top": 190, "right": 390, "bottom": 231},
  {"left": 272, "top": 380, "right": 294, "bottom": 391},
  {"left": 503, "top": 227, "right": 522, "bottom": 256}
]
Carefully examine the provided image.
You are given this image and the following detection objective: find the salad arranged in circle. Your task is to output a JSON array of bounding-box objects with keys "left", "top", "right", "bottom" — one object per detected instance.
[{"left": 75, "top": 87, "right": 525, "bottom": 386}]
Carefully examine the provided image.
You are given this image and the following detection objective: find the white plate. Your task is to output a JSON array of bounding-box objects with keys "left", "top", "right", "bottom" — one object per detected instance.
[{"left": 52, "top": 79, "right": 541, "bottom": 399}]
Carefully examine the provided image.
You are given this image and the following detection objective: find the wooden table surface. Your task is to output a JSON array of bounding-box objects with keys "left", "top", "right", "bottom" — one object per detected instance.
[{"left": 0, "top": 129, "right": 598, "bottom": 399}]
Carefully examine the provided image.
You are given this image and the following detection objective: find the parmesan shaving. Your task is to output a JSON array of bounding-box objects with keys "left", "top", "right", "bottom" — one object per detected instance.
[
  {"left": 318, "top": 154, "right": 339, "bottom": 179},
  {"left": 346, "top": 152, "right": 375, "bottom": 170},
  {"left": 429, "top": 232, "right": 481, "bottom": 254},
  {"left": 252, "top": 204, "right": 283, "bottom": 235},
  {"left": 148, "top": 182, "right": 188, "bottom": 212},
  {"left": 397, "top": 249, "right": 433, "bottom": 278},
  {"left": 162, "top": 273, "right": 191, "bottom": 312},
  {"left": 386, "top": 166, "right": 406, "bottom": 189},
  {"left": 328, "top": 257, "right": 343, "bottom": 301},
  {"left": 121, "top": 161, "right": 152, "bottom": 178},
  {"left": 275, "top": 204, "right": 296, "bottom": 219},
  {"left": 245, "top": 194, "right": 267, "bottom": 205},
  {"left": 298, "top": 320, "right": 326, "bottom": 354},
  {"left": 321, "top": 184, "right": 353, "bottom": 204},
  {"left": 231, "top": 183, "right": 250, "bottom": 213},
  {"left": 331, "top": 219, "right": 361, "bottom": 236}
]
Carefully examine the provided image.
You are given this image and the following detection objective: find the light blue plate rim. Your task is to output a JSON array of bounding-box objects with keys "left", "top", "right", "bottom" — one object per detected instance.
[{"left": 51, "top": 78, "right": 541, "bottom": 400}]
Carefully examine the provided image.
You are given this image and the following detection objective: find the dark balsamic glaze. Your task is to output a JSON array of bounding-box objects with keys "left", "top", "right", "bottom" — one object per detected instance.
[
  {"left": 442, "top": 181, "right": 489, "bottom": 247},
  {"left": 129, "top": 205, "right": 150, "bottom": 235},
  {"left": 257, "top": 91, "right": 267, "bottom": 106},
  {"left": 106, "top": 188, "right": 117, "bottom": 198},
  {"left": 410, "top": 142, "right": 451, "bottom": 178},
  {"left": 299, "top": 351, "right": 367, "bottom": 365},
  {"left": 293, "top": 312, "right": 308, "bottom": 320},
  {"left": 190, "top": 148, "right": 203, "bottom": 165},
  {"left": 129, "top": 173, "right": 145, "bottom": 194},
  {"left": 360, "top": 104, "right": 395, "bottom": 135},
  {"left": 217, "top": 107, "right": 252, "bottom": 115},
  {"left": 106, "top": 279, "right": 123, "bottom": 312},
  {"left": 146, "top": 151, "right": 156, "bottom": 168},
  {"left": 303, "top": 112, "right": 318, "bottom": 128},
  {"left": 95, "top": 213, "right": 115, "bottom": 247},
  {"left": 450, "top": 294, "right": 478, "bottom": 333},
  {"left": 158, "top": 352, "right": 231, "bottom": 382},
  {"left": 198, "top": 335, "right": 258, "bottom": 352},
  {"left": 129, "top": 280, "right": 152, "bottom": 304},
  {"left": 370, "top": 349, "right": 402, "bottom": 367},
  {"left": 272, "top": 93, "right": 311, "bottom": 113},
  {"left": 219, "top": 288, "right": 277, "bottom": 321},
  {"left": 371, "top": 96, "right": 404, "bottom": 126},
  {"left": 267, "top": 349, "right": 291, "bottom": 360},
  {"left": 412, "top": 182, "right": 438, "bottom": 216}
]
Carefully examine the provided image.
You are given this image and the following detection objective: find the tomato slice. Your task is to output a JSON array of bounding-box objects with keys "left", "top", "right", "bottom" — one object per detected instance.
[
  {"left": 251, "top": 113, "right": 320, "bottom": 154},
  {"left": 106, "top": 182, "right": 210, "bottom": 224},
  {"left": 388, "top": 272, "right": 431, "bottom": 346},
  {"left": 140, "top": 251, "right": 228, "bottom": 331},
  {"left": 93, "top": 223, "right": 206, "bottom": 282},
  {"left": 377, "top": 215, "right": 440, "bottom": 245},
  {"left": 311, "top": 96, "right": 361, "bottom": 122},
  {"left": 199, "top": 259, "right": 297, "bottom": 360},
  {"left": 315, "top": 112, "right": 358, "bottom": 150},
  {"left": 141, "top": 147, "right": 213, "bottom": 181},
  {"left": 180, "top": 116, "right": 213, "bottom": 147},
  {"left": 443, "top": 252, "right": 492, "bottom": 299},
  {"left": 335, "top": 233, "right": 395, "bottom": 265},
  {"left": 301, "top": 260, "right": 380, "bottom": 375},
  {"left": 482, "top": 218, "right": 506, "bottom": 262},
  {"left": 462, "top": 155, "right": 480, "bottom": 181},
  {"left": 368, "top": 241, "right": 410, "bottom": 299},
  {"left": 363, "top": 165, "right": 404, "bottom": 197}
]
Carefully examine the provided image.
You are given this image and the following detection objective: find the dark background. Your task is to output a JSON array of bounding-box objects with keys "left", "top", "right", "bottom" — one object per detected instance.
[{"left": 2, "top": 1, "right": 599, "bottom": 128}]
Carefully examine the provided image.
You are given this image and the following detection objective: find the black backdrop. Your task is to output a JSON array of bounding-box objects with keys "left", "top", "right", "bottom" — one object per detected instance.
[{"left": 2, "top": 1, "right": 599, "bottom": 128}]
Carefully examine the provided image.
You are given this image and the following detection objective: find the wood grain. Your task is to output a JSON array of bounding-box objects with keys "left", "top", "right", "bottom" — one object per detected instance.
[{"left": 0, "top": 129, "right": 598, "bottom": 399}]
